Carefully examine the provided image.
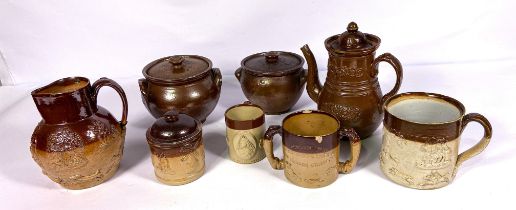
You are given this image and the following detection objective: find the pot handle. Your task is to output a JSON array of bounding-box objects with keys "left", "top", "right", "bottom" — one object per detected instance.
[
  {"left": 138, "top": 78, "right": 148, "bottom": 101},
  {"left": 91, "top": 77, "right": 128, "bottom": 127},
  {"left": 372, "top": 53, "right": 403, "bottom": 104},
  {"left": 234, "top": 67, "right": 242, "bottom": 81},
  {"left": 212, "top": 68, "right": 222, "bottom": 90},
  {"left": 262, "top": 125, "right": 284, "bottom": 170},
  {"left": 453, "top": 113, "right": 492, "bottom": 176},
  {"left": 300, "top": 68, "right": 307, "bottom": 85},
  {"left": 337, "top": 128, "right": 361, "bottom": 173}
]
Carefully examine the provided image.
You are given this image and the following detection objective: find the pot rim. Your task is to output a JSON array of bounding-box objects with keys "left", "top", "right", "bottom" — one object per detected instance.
[
  {"left": 142, "top": 55, "right": 213, "bottom": 85},
  {"left": 240, "top": 51, "right": 305, "bottom": 77}
]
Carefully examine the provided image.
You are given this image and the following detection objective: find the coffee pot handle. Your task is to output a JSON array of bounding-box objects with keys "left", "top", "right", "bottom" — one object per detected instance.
[
  {"left": 454, "top": 113, "right": 493, "bottom": 175},
  {"left": 91, "top": 77, "right": 129, "bottom": 127},
  {"left": 262, "top": 125, "right": 285, "bottom": 170},
  {"left": 337, "top": 128, "right": 361, "bottom": 173},
  {"left": 372, "top": 53, "right": 403, "bottom": 104}
]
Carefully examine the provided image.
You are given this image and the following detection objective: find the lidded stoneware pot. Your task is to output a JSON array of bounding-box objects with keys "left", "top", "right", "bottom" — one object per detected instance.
[
  {"left": 139, "top": 55, "right": 222, "bottom": 122},
  {"left": 146, "top": 109, "right": 205, "bottom": 185},
  {"left": 235, "top": 51, "right": 306, "bottom": 114},
  {"left": 30, "top": 77, "right": 128, "bottom": 190},
  {"left": 301, "top": 22, "right": 403, "bottom": 138}
]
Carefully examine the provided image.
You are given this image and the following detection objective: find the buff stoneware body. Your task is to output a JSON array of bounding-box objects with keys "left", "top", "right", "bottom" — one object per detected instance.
[
  {"left": 263, "top": 110, "right": 361, "bottom": 188},
  {"left": 146, "top": 110, "right": 205, "bottom": 185},
  {"left": 235, "top": 51, "right": 306, "bottom": 114},
  {"left": 30, "top": 77, "right": 128, "bottom": 190},
  {"left": 224, "top": 101, "right": 266, "bottom": 164},
  {"left": 139, "top": 55, "right": 222, "bottom": 122},
  {"left": 380, "top": 92, "right": 492, "bottom": 189},
  {"left": 301, "top": 22, "right": 403, "bottom": 138}
]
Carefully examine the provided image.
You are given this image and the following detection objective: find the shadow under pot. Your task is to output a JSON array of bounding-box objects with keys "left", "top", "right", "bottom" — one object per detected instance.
[
  {"left": 235, "top": 51, "right": 306, "bottom": 114},
  {"left": 146, "top": 110, "right": 205, "bottom": 185},
  {"left": 139, "top": 55, "right": 222, "bottom": 122}
]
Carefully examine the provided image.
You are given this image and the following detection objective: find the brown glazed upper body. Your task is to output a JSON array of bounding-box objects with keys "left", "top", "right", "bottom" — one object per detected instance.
[
  {"left": 146, "top": 110, "right": 203, "bottom": 158},
  {"left": 235, "top": 51, "right": 306, "bottom": 114},
  {"left": 301, "top": 22, "right": 403, "bottom": 138},
  {"left": 30, "top": 77, "right": 128, "bottom": 190},
  {"left": 139, "top": 55, "right": 222, "bottom": 122}
]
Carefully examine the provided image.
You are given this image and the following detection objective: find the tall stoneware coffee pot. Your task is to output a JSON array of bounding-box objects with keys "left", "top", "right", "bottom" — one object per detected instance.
[
  {"left": 301, "top": 22, "right": 403, "bottom": 138},
  {"left": 30, "top": 77, "right": 128, "bottom": 189}
]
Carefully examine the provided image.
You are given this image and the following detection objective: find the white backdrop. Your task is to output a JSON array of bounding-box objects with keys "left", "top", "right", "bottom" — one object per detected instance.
[
  {"left": 1, "top": 1, "right": 516, "bottom": 210},
  {"left": 1, "top": 0, "right": 515, "bottom": 85}
]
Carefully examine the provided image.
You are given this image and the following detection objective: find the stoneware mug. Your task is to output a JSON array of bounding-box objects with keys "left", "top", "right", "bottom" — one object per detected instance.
[
  {"left": 224, "top": 101, "right": 266, "bottom": 164},
  {"left": 262, "top": 110, "right": 361, "bottom": 188},
  {"left": 380, "top": 92, "right": 492, "bottom": 190}
]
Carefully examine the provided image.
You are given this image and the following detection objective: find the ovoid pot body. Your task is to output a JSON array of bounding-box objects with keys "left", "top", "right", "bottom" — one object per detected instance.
[{"left": 139, "top": 55, "right": 222, "bottom": 122}]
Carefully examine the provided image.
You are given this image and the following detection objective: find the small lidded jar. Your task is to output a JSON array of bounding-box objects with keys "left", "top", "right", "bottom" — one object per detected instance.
[{"left": 146, "top": 109, "right": 205, "bottom": 185}]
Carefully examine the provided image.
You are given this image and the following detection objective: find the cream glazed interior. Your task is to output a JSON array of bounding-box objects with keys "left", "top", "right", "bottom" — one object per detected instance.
[
  {"left": 225, "top": 105, "right": 264, "bottom": 121},
  {"left": 386, "top": 96, "right": 462, "bottom": 124}
]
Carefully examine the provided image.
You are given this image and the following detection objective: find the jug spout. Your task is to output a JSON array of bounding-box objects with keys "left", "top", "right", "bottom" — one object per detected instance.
[
  {"left": 31, "top": 77, "right": 96, "bottom": 124},
  {"left": 301, "top": 44, "right": 322, "bottom": 103}
]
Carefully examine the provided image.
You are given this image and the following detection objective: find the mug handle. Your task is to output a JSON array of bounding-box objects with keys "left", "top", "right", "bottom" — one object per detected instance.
[
  {"left": 454, "top": 113, "right": 493, "bottom": 174},
  {"left": 91, "top": 77, "right": 129, "bottom": 127},
  {"left": 372, "top": 53, "right": 403, "bottom": 104},
  {"left": 262, "top": 125, "right": 284, "bottom": 170},
  {"left": 338, "top": 128, "right": 362, "bottom": 173}
]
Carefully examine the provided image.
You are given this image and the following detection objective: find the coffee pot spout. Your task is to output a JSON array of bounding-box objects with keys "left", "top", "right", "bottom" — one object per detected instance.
[{"left": 300, "top": 44, "right": 322, "bottom": 103}]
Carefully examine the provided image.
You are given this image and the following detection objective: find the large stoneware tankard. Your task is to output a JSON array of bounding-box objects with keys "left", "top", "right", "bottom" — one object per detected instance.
[{"left": 301, "top": 21, "right": 403, "bottom": 138}]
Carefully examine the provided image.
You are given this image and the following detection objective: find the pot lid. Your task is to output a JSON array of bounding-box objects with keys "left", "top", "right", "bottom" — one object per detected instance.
[
  {"left": 241, "top": 51, "right": 304, "bottom": 76},
  {"left": 147, "top": 109, "right": 201, "bottom": 148},
  {"left": 325, "top": 22, "right": 380, "bottom": 55},
  {"left": 143, "top": 55, "right": 212, "bottom": 84}
]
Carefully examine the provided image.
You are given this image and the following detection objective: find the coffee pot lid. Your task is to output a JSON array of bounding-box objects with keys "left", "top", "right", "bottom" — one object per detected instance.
[
  {"left": 147, "top": 109, "right": 201, "bottom": 148},
  {"left": 326, "top": 22, "right": 380, "bottom": 55},
  {"left": 143, "top": 55, "right": 212, "bottom": 84},
  {"left": 241, "top": 51, "right": 304, "bottom": 76}
]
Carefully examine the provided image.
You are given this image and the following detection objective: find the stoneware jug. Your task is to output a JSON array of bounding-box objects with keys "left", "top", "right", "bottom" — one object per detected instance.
[
  {"left": 30, "top": 77, "right": 128, "bottom": 190},
  {"left": 301, "top": 21, "right": 403, "bottom": 138}
]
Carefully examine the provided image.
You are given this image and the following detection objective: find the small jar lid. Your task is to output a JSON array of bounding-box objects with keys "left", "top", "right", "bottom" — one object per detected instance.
[
  {"left": 143, "top": 55, "right": 212, "bottom": 84},
  {"left": 240, "top": 51, "right": 304, "bottom": 76},
  {"left": 325, "top": 22, "right": 381, "bottom": 55},
  {"left": 146, "top": 109, "right": 201, "bottom": 149}
]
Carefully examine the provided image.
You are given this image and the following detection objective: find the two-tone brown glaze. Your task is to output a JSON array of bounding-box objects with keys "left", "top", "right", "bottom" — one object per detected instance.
[
  {"left": 139, "top": 55, "right": 222, "bottom": 122},
  {"left": 262, "top": 110, "right": 361, "bottom": 188},
  {"left": 146, "top": 110, "right": 205, "bottom": 185},
  {"left": 235, "top": 51, "right": 306, "bottom": 114},
  {"left": 301, "top": 22, "right": 403, "bottom": 138},
  {"left": 224, "top": 101, "right": 266, "bottom": 164},
  {"left": 30, "top": 77, "right": 128, "bottom": 190},
  {"left": 380, "top": 92, "right": 493, "bottom": 189}
]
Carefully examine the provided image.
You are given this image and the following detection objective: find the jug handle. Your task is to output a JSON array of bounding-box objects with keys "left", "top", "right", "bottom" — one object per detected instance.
[
  {"left": 453, "top": 113, "right": 492, "bottom": 176},
  {"left": 338, "top": 128, "right": 361, "bottom": 173},
  {"left": 262, "top": 125, "right": 285, "bottom": 170},
  {"left": 91, "top": 77, "right": 129, "bottom": 127},
  {"left": 372, "top": 53, "right": 403, "bottom": 104}
]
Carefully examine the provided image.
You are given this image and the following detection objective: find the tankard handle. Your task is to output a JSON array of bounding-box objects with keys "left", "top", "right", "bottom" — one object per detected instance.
[
  {"left": 372, "top": 53, "right": 403, "bottom": 104},
  {"left": 338, "top": 128, "right": 362, "bottom": 173},
  {"left": 262, "top": 125, "right": 285, "bottom": 170},
  {"left": 454, "top": 113, "right": 493, "bottom": 175},
  {"left": 91, "top": 77, "right": 129, "bottom": 127}
]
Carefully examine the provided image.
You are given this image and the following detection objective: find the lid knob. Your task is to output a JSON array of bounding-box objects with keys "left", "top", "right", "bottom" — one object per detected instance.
[
  {"left": 168, "top": 56, "right": 185, "bottom": 70},
  {"left": 347, "top": 22, "right": 358, "bottom": 32},
  {"left": 163, "top": 109, "right": 179, "bottom": 122},
  {"left": 265, "top": 52, "right": 279, "bottom": 63}
]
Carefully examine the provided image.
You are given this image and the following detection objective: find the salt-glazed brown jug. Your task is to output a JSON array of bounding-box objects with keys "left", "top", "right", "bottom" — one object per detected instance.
[
  {"left": 30, "top": 77, "right": 128, "bottom": 190},
  {"left": 301, "top": 22, "right": 403, "bottom": 138}
]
